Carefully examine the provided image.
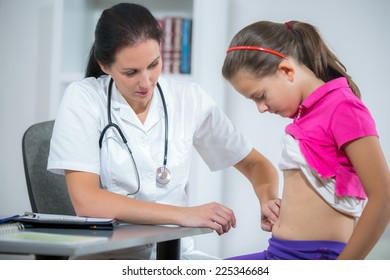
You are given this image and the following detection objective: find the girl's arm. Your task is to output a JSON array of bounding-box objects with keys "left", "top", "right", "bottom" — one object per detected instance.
[
  {"left": 338, "top": 136, "right": 390, "bottom": 259},
  {"left": 65, "top": 170, "right": 236, "bottom": 235},
  {"left": 234, "top": 148, "right": 280, "bottom": 231}
]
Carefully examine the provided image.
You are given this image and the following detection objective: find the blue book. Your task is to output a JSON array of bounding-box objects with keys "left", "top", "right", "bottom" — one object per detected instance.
[{"left": 180, "top": 18, "right": 192, "bottom": 74}]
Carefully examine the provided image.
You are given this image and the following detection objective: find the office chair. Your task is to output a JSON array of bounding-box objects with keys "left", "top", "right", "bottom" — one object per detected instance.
[{"left": 22, "top": 120, "right": 75, "bottom": 215}]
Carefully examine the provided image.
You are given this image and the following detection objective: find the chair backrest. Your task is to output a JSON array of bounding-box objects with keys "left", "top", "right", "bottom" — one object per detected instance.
[{"left": 22, "top": 120, "right": 75, "bottom": 215}]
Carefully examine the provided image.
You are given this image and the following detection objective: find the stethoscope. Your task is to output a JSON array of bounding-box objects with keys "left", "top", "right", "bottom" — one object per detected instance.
[{"left": 98, "top": 78, "right": 171, "bottom": 195}]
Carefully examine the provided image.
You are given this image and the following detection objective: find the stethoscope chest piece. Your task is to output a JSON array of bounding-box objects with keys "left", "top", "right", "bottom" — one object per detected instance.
[{"left": 156, "top": 166, "right": 171, "bottom": 185}]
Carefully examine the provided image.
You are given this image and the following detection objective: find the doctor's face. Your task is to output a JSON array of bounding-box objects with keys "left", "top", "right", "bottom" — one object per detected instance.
[{"left": 100, "top": 39, "right": 162, "bottom": 111}]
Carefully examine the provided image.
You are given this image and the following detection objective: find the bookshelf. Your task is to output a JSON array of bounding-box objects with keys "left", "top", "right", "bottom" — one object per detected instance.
[
  {"left": 49, "top": 0, "right": 187, "bottom": 116},
  {"left": 47, "top": 0, "right": 230, "bottom": 256}
]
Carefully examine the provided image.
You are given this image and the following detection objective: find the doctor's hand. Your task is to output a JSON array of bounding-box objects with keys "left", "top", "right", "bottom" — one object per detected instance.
[
  {"left": 180, "top": 202, "right": 236, "bottom": 235},
  {"left": 260, "top": 198, "right": 281, "bottom": 232}
]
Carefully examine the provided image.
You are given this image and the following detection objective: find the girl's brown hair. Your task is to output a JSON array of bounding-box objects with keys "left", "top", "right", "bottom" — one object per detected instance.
[{"left": 222, "top": 21, "right": 361, "bottom": 98}]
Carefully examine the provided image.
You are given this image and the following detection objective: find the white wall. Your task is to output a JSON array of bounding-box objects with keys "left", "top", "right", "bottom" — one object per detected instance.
[
  {"left": 0, "top": 0, "right": 389, "bottom": 259},
  {"left": 0, "top": 0, "right": 54, "bottom": 216}
]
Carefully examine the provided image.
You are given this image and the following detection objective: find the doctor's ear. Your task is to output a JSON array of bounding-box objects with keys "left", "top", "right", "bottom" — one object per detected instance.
[
  {"left": 98, "top": 62, "right": 111, "bottom": 75},
  {"left": 277, "top": 60, "right": 295, "bottom": 82}
]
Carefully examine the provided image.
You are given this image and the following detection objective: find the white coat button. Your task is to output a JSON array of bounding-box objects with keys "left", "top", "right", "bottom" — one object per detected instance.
[{"left": 140, "top": 137, "right": 148, "bottom": 146}]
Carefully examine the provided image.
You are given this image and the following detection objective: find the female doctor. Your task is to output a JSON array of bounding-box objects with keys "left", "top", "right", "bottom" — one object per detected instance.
[{"left": 47, "top": 3, "right": 279, "bottom": 259}]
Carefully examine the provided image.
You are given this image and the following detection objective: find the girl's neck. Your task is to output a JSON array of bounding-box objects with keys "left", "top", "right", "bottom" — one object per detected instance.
[{"left": 299, "top": 66, "right": 325, "bottom": 101}]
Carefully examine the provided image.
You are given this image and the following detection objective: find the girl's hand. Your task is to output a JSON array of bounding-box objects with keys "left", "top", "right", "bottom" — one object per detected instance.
[
  {"left": 261, "top": 198, "right": 281, "bottom": 232},
  {"left": 180, "top": 202, "right": 236, "bottom": 235}
]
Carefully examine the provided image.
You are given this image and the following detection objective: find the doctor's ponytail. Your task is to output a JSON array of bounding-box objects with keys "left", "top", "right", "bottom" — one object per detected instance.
[{"left": 85, "top": 44, "right": 104, "bottom": 78}]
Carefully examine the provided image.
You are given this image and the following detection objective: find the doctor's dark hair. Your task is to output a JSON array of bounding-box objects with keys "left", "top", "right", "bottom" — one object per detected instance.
[
  {"left": 222, "top": 21, "right": 361, "bottom": 98},
  {"left": 85, "top": 3, "right": 163, "bottom": 78}
]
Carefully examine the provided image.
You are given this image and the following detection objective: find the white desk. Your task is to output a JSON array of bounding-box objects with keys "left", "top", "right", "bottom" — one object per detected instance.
[{"left": 0, "top": 224, "right": 212, "bottom": 260}]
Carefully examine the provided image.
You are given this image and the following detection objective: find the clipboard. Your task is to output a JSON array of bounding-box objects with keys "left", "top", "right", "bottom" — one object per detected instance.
[{"left": 13, "top": 212, "right": 118, "bottom": 230}]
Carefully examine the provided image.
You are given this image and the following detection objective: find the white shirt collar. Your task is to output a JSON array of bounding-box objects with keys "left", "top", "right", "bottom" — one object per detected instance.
[{"left": 110, "top": 81, "right": 166, "bottom": 132}]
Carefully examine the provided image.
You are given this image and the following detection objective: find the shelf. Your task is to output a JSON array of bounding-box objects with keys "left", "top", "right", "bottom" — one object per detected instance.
[{"left": 57, "top": 0, "right": 194, "bottom": 89}]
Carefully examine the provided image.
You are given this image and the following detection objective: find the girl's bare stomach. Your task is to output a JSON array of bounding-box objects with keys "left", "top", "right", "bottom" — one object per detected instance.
[{"left": 272, "top": 169, "right": 355, "bottom": 243}]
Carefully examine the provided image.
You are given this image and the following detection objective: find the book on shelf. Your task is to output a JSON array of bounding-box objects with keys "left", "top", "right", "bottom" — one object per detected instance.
[
  {"left": 0, "top": 222, "right": 108, "bottom": 245},
  {"left": 180, "top": 18, "right": 192, "bottom": 74},
  {"left": 158, "top": 16, "right": 192, "bottom": 75}
]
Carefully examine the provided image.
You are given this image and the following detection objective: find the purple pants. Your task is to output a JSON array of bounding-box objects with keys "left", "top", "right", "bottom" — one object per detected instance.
[{"left": 226, "top": 236, "right": 346, "bottom": 260}]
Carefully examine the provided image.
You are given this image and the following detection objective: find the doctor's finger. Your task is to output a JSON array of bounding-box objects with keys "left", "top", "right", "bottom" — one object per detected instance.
[
  {"left": 268, "top": 204, "right": 279, "bottom": 215},
  {"left": 218, "top": 205, "right": 236, "bottom": 228},
  {"left": 204, "top": 220, "right": 225, "bottom": 235},
  {"left": 262, "top": 204, "right": 278, "bottom": 224},
  {"left": 261, "top": 218, "right": 273, "bottom": 232},
  {"left": 206, "top": 202, "right": 236, "bottom": 227},
  {"left": 211, "top": 215, "right": 232, "bottom": 234}
]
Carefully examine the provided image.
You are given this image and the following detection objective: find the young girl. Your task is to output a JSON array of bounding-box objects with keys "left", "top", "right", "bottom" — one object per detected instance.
[{"left": 222, "top": 20, "right": 390, "bottom": 260}]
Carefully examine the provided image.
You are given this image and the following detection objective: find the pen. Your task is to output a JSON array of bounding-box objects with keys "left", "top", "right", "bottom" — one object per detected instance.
[{"left": 0, "top": 215, "right": 20, "bottom": 223}]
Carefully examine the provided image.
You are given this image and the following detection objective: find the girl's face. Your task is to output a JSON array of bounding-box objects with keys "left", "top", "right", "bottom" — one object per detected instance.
[
  {"left": 230, "top": 67, "right": 302, "bottom": 118},
  {"left": 99, "top": 39, "right": 162, "bottom": 112}
]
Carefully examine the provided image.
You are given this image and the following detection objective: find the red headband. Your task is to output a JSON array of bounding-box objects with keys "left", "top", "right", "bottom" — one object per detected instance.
[
  {"left": 285, "top": 21, "right": 293, "bottom": 31},
  {"left": 226, "top": 46, "right": 288, "bottom": 60}
]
